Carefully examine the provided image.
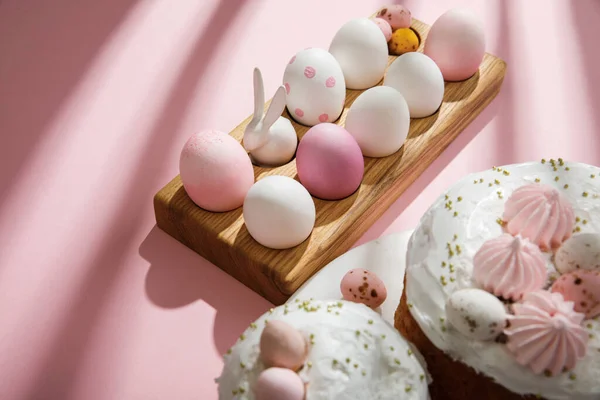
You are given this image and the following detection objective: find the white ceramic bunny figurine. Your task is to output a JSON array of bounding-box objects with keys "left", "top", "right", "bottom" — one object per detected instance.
[{"left": 243, "top": 67, "right": 298, "bottom": 167}]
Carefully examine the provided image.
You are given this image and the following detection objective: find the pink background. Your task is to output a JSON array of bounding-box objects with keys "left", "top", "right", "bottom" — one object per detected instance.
[{"left": 0, "top": 0, "right": 599, "bottom": 398}]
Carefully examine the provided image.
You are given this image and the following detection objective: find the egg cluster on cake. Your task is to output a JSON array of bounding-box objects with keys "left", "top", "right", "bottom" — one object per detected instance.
[
  {"left": 217, "top": 299, "right": 429, "bottom": 400},
  {"left": 397, "top": 160, "right": 600, "bottom": 400}
]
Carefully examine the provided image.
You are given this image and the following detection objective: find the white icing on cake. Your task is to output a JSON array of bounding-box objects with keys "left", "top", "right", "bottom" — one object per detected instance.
[
  {"left": 217, "top": 299, "right": 429, "bottom": 399},
  {"left": 406, "top": 160, "right": 600, "bottom": 400}
]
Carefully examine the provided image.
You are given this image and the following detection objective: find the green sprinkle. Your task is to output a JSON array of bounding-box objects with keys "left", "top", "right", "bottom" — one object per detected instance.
[
  {"left": 240, "top": 362, "right": 246, "bottom": 369},
  {"left": 488, "top": 183, "right": 493, "bottom": 187},
  {"left": 592, "top": 174, "right": 596, "bottom": 179},
  {"left": 337, "top": 302, "right": 343, "bottom": 308},
  {"left": 232, "top": 390, "right": 238, "bottom": 395},
  {"left": 405, "top": 386, "right": 412, "bottom": 393},
  {"left": 450, "top": 277, "right": 456, "bottom": 282},
  {"left": 238, "top": 387, "right": 246, "bottom": 394},
  {"left": 576, "top": 217, "right": 581, "bottom": 222},
  {"left": 479, "top": 178, "right": 484, "bottom": 183},
  {"left": 362, "top": 370, "right": 367, "bottom": 376},
  {"left": 346, "top": 358, "right": 351, "bottom": 363},
  {"left": 381, "top": 334, "right": 386, "bottom": 339},
  {"left": 440, "top": 276, "right": 447, "bottom": 286},
  {"left": 555, "top": 176, "right": 559, "bottom": 181},
  {"left": 269, "top": 308, "right": 274, "bottom": 314},
  {"left": 356, "top": 330, "right": 361, "bottom": 337},
  {"left": 407, "top": 349, "right": 413, "bottom": 356},
  {"left": 503, "top": 170, "right": 510, "bottom": 176},
  {"left": 368, "top": 319, "right": 373, "bottom": 325},
  {"left": 420, "top": 374, "right": 425, "bottom": 381},
  {"left": 307, "top": 362, "right": 313, "bottom": 368},
  {"left": 565, "top": 167, "right": 570, "bottom": 171},
  {"left": 541, "top": 159, "right": 546, "bottom": 164},
  {"left": 364, "top": 344, "right": 369, "bottom": 350},
  {"left": 457, "top": 196, "right": 463, "bottom": 202},
  {"left": 239, "top": 334, "right": 245, "bottom": 341},
  {"left": 558, "top": 158, "right": 564, "bottom": 166},
  {"left": 441, "top": 261, "right": 447, "bottom": 267},
  {"left": 583, "top": 192, "right": 589, "bottom": 197},
  {"left": 564, "top": 184, "right": 569, "bottom": 189},
  {"left": 332, "top": 359, "right": 338, "bottom": 366},
  {"left": 390, "top": 346, "right": 395, "bottom": 351},
  {"left": 494, "top": 179, "right": 500, "bottom": 185},
  {"left": 354, "top": 363, "right": 359, "bottom": 368},
  {"left": 453, "top": 211, "right": 458, "bottom": 217},
  {"left": 583, "top": 219, "right": 588, "bottom": 225},
  {"left": 394, "top": 358, "right": 401, "bottom": 365},
  {"left": 535, "top": 178, "right": 541, "bottom": 183},
  {"left": 569, "top": 373, "right": 577, "bottom": 381},
  {"left": 408, "top": 303, "right": 413, "bottom": 308},
  {"left": 588, "top": 323, "right": 593, "bottom": 329}
]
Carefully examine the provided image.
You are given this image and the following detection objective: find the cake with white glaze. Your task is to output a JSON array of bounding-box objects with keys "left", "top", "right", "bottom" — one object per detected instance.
[
  {"left": 217, "top": 299, "right": 429, "bottom": 399},
  {"left": 396, "top": 160, "right": 600, "bottom": 400}
]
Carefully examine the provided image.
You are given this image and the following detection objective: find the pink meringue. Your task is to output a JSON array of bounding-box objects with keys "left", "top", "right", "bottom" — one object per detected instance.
[
  {"left": 504, "top": 291, "right": 588, "bottom": 376},
  {"left": 254, "top": 368, "right": 305, "bottom": 400},
  {"left": 473, "top": 234, "right": 547, "bottom": 301},
  {"left": 551, "top": 270, "right": 600, "bottom": 319},
  {"left": 503, "top": 184, "right": 575, "bottom": 250}
]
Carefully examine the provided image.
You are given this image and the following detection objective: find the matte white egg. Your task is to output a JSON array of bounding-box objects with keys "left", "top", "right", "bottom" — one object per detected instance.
[
  {"left": 445, "top": 288, "right": 507, "bottom": 341},
  {"left": 283, "top": 48, "right": 346, "bottom": 127},
  {"left": 344, "top": 86, "right": 410, "bottom": 157},
  {"left": 424, "top": 8, "right": 485, "bottom": 82},
  {"left": 329, "top": 18, "right": 389, "bottom": 90},
  {"left": 383, "top": 52, "right": 444, "bottom": 118},
  {"left": 243, "top": 176, "right": 316, "bottom": 249}
]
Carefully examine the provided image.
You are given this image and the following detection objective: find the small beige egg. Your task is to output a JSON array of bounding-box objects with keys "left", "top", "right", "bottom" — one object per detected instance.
[
  {"left": 445, "top": 288, "right": 507, "bottom": 341},
  {"left": 259, "top": 320, "right": 307, "bottom": 370},
  {"left": 554, "top": 233, "right": 600, "bottom": 274}
]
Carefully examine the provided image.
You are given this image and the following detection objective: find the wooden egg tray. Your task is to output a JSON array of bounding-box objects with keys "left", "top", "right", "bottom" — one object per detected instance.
[{"left": 153, "top": 17, "right": 507, "bottom": 305}]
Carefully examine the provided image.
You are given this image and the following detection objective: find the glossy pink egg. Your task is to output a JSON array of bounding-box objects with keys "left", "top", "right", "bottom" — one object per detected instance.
[
  {"left": 296, "top": 123, "right": 364, "bottom": 200},
  {"left": 254, "top": 368, "right": 305, "bottom": 400},
  {"left": 179, "top": 130, "right": 254, "bottom": 212},
  {"left": 259, "top": 320, "right": 307, "bottom": 370},
  {"left": 424, "top": 8, "right": 485, "bottom": 81},
  {"left": 340, "top": 268, "right": 387, "bottom": 309},
  {"left": 376, "top": 5, "right": 412, "bottom": 30},
  {"left": 371, "top": 17, "right": 393, "bottom": 42},
  {"left": 551, "top": 270, "right": 600, "bottom": 319}
]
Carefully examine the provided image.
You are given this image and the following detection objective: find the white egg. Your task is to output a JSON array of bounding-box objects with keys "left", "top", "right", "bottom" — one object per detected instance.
[
  {"left": 554, "top": 233, "right": 600, "bottom": 274},
  {"left": 282, "top": 48, "right": 346, "bottom": 127},
  {"left": 329, "top": 18, "right": 389, "bottom": 90},
  {"left": 383, "top": 52, "right": 444, "bottom": 118},
  {"left": 243, "top": 176, "right": 316, "bottom": 249},
  {"left": 445, "top": 288, "right": 507, "bottom": 341},
  {"left": 344, "top": 86, "right": 410, "bottom": 157}
]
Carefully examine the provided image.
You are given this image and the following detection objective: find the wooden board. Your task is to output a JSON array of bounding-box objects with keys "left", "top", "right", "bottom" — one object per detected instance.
[{"left": 154, "top": 18, "right": 507, "bottom": 305}]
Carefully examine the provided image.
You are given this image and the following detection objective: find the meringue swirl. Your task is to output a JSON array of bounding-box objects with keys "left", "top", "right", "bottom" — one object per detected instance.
[
  {"left": 504, "top": 291, "right": 588, "bottom": 376},
  {"left": 473, "top": 234, "right": 547, "bottom": 301},
  {"left": 503, "top": 184, "right": 575, "bottom": 249}
]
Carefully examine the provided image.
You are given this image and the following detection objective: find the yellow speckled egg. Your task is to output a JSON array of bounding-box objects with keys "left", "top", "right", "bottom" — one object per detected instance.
[{"left": 388, "top": 28, "right": 419, "bottom": 55}]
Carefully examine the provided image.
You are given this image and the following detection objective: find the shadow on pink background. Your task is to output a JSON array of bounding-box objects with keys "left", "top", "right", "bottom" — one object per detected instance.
[{"left": 1, "top": 0, "right": 600, "bottom": 399}]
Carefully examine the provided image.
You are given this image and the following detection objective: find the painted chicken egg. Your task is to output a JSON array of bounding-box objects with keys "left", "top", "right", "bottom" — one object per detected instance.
[
  {"left": 283, "top": 48, "right": 346, "bottom": 126},
  {"left": 424, "top": 8, "right": 485, "bottom": 81}
]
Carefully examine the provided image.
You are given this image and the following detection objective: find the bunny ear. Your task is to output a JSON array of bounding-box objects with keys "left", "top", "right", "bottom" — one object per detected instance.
[
  {"left": 252, "top": 67, "right": 265, "bottom": 124},
  {"left": 263, "top": 85, "right": 287, "bottom": 130}
]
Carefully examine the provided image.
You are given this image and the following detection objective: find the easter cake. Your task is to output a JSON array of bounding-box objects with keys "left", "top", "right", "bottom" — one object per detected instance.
[
  {"left": 217, "top": 299, "right": 429, "bottom": 399},
  {"left": 395, "top": 160, "right": 600, "bottom": 400}
]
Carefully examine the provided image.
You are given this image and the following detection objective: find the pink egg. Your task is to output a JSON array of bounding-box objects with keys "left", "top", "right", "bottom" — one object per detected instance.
[
  {"left": 551, "top": 270, "right": 600, "bottom": 319},
  {"left": 296, "top": 123, "right": 364, "bottom": 200},
  {"left": 254, "top": 368, "right": 305, "bottom": 400},
  {"left": 424, "top": 8, "right": 485, "bottom": 81},
  {"left": 376, "top": 5, "right": 412, "bottom": 30},
  {"left": 259, "top": 320, "right": 307, "bottom": 370},
  {"left": 371, "top": 17, "right": 393, "bottom": 42},
  {"left": 340, "top": 268, "right": 387, "bottom": 309},
  {"left": 179, "top": 130, "right": 254, "bottom": 212}
]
